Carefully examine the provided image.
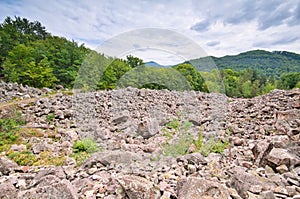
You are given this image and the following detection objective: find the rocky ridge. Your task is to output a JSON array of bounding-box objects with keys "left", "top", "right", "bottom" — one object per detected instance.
[{"left": 0, "top": 81, "right": 299, "bottom": 199}]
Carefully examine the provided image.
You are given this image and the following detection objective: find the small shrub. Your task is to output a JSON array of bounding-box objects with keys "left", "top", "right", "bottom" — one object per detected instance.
[
  {"left": 162, "top": 117, "right": 193, "bottom": 157},
  {"left": 194, "top": 134, "right": 229, "bottom": 157},
  {"left": 72, "top": 137, "right": 100, "bottom": 166},
  {"left": 73, "top": 137, "right": 99, "bottom": 153},
  {"left": 34, "top": 151, "right": 66, "bottom": 166},
  {"left": 8, "top": 151, "right": 37, "bottom": 166},
  {"left": 46, "top": 113, "right": 55, "bottom": 124},
  {"left": 71, "top": 151, "right": 92, "bottom": 166},
  {"left": 163, "top": 133, "right": 193, "bottom": 157},
  {"left": 165, "top": 118, "right": 180, "bottom": 130},
  {"left": 0, "top": 110, "right": 26, "bottom": 151}
]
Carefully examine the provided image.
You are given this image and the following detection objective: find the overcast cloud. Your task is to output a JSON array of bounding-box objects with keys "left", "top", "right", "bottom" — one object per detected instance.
[{"left": 0, "top": 0, "right": 299, "bottom": 63}]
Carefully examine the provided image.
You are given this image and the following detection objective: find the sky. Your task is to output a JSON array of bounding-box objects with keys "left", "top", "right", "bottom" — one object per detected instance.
[{"left": 0, "top": 0, "right": 300, "bottom": 64}]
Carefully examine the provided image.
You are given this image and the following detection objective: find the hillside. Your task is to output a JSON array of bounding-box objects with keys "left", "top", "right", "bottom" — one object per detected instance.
[
  {"left": 189, "top": 50, "right": 300, "bottom": 78},
  {"left": 0, "top": 82, "right": 299, "bottom": 198}
]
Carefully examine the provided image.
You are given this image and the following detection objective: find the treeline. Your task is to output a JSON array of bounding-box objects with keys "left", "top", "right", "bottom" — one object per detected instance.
[
  {"left": 0, "top": 16, "right": 90, "bottom": 88},
  {"left": 202, "top": 68, "right": 300, "bottom": 98},
  {"left": 0, "top": 16, "right": 299, "bottom": 98}
]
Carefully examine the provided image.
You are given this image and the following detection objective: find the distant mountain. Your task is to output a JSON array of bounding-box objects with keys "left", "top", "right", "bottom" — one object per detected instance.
[
  {"left": 144, "top": 61, "right": 173, "bottom": 68},
  {"left": 187, "top": 50, "right": 300, "bottom": 78},
  {"left": 145, "top": 61, "right": 162, "bottom": 67}
]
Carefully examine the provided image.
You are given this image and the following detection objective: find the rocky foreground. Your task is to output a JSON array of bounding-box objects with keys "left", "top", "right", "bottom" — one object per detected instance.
[{"left": 0, "top": 81, "right": 299, "bottom": 199}]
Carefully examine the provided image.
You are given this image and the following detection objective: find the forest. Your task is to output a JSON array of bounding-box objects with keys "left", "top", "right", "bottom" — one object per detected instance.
[{"left": 0, "top": 16, "right": 299, "bottom": 98}]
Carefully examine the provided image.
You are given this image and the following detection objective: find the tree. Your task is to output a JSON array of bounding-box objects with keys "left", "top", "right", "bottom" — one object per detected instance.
[
  {"left": 126, "top": 55, "right": 144, "bottom": 68},
  {"left": 2, "top": 44, "right": 57, "bottom": 88},
  {"left": 97, "top": 59, "right": 131, "bottom": 89},
  {"left": 277, "top": 72, "right": 300, "bottom": 89},
  {"left": 174, "top": 63, "right": 208, "bottom": 92}
]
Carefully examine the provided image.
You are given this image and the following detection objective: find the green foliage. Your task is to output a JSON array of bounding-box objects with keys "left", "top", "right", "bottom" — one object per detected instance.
[
  {"left": 71, "top": 151, "right": 91, "bottom": 166},
  {"left": 8, "top": 151, "right": 37, "bottom": 166},
  {"left": 126, "top": 55, "right": 144, "bottom": 68},
  {"left": 0, "top": 111, "right": 25, "bottom": 151},
  {"left": 97, "top": 59, "right": 131, "bottom": 90},
  {"left": 210, "top": 50, "right": 300, "bottom": 78},
  {"left": 72, "top": 137, "right": 100, "bottom": 166},
  {"left": 162, "top": 117, "right": 194, "bottom": 157},
  {"left": 0, "top": 16, "right": 89, "bottom": 88},
  {"left": 46, "top": 113, "right": 55, "bottom": 124},
  {"left": 1, "top": 16, "right": 300, "bottom": 96},
  {"left": 174, "top": 63, "right": 208, "bottom": 92},
  {"left": 277, "top": 72, "right": 300, "bottom": 89},
  {"left": 163, "top": 133, "right": 193, "bottom": 157},
  {"left": 165, "top": 118, "right": 181, "bottom": 130},
  {"left": 73, "top": 137, "right": 99, "bottom": 153},
  {"left": 196, "top": 136, "right": 229, "bottom": 157}
]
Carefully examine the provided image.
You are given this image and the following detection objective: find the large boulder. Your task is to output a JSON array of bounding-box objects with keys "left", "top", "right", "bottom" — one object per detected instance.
[
  {"left": 0, "top": 157, "right": 20, "bottom": 175},
  {"left": 229, "top": 166, "right": 278, "bottom": 198},
  {"left": 116, "top": 175, "right": 160, "bottom": 199},
  {"left": 265, "top": 148, "right": 300, "bottom": 170},
  {"left": 0, "top": 182, "right": 18, "bottom": 199},
  {"left": 80, "top": 150, "right": 143, "bottom": 169},
  {"left": 177, "top": 177, "right": 230, "bottom": 199},
  {"left": 18, "top": 179, "right": 77, "bottom": 199}
]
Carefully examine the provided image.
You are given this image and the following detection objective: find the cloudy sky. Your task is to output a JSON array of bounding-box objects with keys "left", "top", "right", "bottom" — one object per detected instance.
[{"left": 0, "top": 0, "right": 300, "bottom": 64}]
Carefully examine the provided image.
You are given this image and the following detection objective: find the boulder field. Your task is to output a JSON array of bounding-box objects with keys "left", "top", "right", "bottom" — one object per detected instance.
[{"left": 0, "top": 81, "right": 299, "bottom": 199}]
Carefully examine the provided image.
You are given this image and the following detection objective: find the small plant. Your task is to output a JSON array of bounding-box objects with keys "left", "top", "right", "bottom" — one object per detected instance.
[
  {"left": 73, "top": 137, "right": 99, "bottom": 153},
  {"left": 8, "top": 151, "right": 37, "bottom": 166},
  {"left": 62, "top": 90, "right": 74, "bottom": 95},
  {"left": 46, "top": 113, "right": 55, "bottom": 124},
  {"left": 71, "top": 151, "right": 91, "bottom": 166},
  {"left": 163, "top": 133, "right": 193, "bottom": 157},
  {"left": 0, "top": 110, "right": 26, "bottom": 152},
  {"left": 72, "top": 137, "right": 100, "bottom": 166},
  {"left": 165, "top": 118, "right": 180, "bottom": 130},
  {"left": 34, "top": 151, "right": 66, "bottom": 166},
  {"left": 162, "top": 117, "right": 194, "bottom": 157},
  {"left": 193, "top": 133, "right": 229, "bottom": 157}
]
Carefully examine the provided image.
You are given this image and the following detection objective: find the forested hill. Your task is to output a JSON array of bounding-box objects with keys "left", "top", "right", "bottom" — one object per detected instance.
[
  {"left": 190, "top": 50, "right": 300, "bottom": 78},
  {"left": 0, "top": 16, "right": 299, "bottom": 98}
]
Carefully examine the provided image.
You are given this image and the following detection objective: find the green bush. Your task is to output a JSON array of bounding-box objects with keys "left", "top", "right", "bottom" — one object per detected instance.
[
  {"left": 46, "top": 113, "right": 55, "bottom": 124},
  {"left": 0, "top": 110, "right": 26, "bottom": 151},
  {"left": 163, "top": 133, "right": 193, "bottom": 157},
  {"left": 8, "top": 151, "right": 37, "bottom": 166},
  {"left": 72, "top": 137, "right": 100, "bottom": 166},
  {"left": 73, "top": 137, "right": 99, "bottom": 153},
  {"left": 162, "top": 118, "right": 194, "bottom": 157},
  {"left": 194, "top": 134, "right": 229, "bottom": 157}
]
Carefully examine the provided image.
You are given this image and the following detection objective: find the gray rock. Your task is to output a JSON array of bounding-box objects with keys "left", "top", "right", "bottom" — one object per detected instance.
[
  {"left": 229, "top": 166, "right": 276, "bottom": 198},
  {"left": 116, "top": 175, "right": 160, "bottom": 199},
  {"left": 265, "top": 148, "right": 300, "bottom": 170},
  {"left": 137, "top": 118, "right": 160, "bottom": 139},
  {"left": 0, "top": 182, "right": 17, "bottom": 199},
  {"left": 177, "top": 177, "right": 230, "bottom": 199},
  {"left": 0, "top": 157, "right": 20, "bottom": 175},
  {"left": 18, "top": 179, "right": 78, "bottom": 199},
  {"left": 80, "top": 151, "right": 143, "bottom": 169}
]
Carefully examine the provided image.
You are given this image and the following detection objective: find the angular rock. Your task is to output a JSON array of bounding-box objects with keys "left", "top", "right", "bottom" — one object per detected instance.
[
  {"left": 18, "top": 179, "right": 78, "bottom": 199},
  {"left": 252, "top": 140, "right": 274, "bottom": 167},
  {"left": 0, "top": 157, "right": 20, "bottom": 175},
  {"left": 137, "top": 118, "right": 160, "bottom": 139},
  {"left": 0, "top": 182, "right": 17, "bottom": 199},
  {"left": 229, "top": 166, "right": 276, "bottom": 198},
  {"left": 116, "top": 175, "right": 160, "bottom": 199},
  {"left": 177, "top": 177, "right": 230, "bottom": 199},
  {"left": 265, "top": 148, "right": 300, "bottom": 170},
  {"left": 80, "top": 151, "right": 143, "bottom": 169}
]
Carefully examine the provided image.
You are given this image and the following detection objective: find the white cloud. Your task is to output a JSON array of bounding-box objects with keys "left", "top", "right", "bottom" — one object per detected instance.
[{"left": 0, "top": 0, "right": 300, "bottom": 60}]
